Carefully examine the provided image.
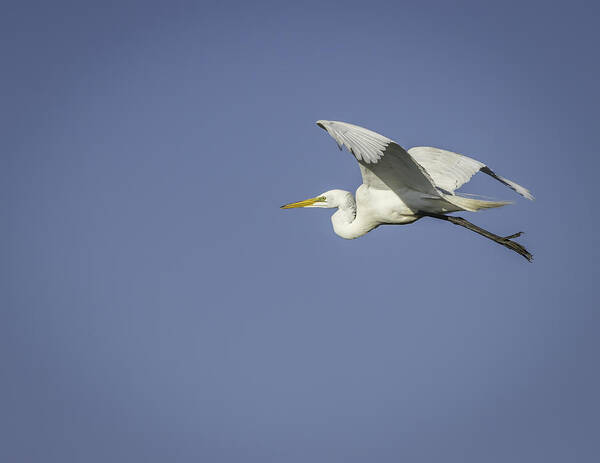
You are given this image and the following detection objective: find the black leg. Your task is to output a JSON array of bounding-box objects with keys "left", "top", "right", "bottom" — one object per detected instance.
[{"left": 420, "top": 212, "right": 533, "bottom": 262}]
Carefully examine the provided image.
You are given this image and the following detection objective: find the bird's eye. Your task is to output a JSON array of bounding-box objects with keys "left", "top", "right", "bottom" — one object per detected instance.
[{"left": 319, "top": 196, "right": 326, "bottom": 201}]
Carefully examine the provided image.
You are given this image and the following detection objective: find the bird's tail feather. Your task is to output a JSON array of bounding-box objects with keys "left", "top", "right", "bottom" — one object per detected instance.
[{"left": 444, "top": 194, "right": 512, "bottom": 212}]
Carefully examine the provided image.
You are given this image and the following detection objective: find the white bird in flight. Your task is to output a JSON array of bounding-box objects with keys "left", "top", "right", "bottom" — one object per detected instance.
[{"left": 282, "top": 120, "right": 534, "bottom": 261}]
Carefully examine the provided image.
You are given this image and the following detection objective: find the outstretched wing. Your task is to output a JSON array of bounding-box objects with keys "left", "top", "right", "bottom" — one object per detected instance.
[
  {"left": 407, "top": 147, "right": 484, "bottom": 193},
  {"left": 408, "top": 146, "right": 534, "bottom": 200},
  {"left": 316, "top": 120, "right": 441, "bottom": 197}
]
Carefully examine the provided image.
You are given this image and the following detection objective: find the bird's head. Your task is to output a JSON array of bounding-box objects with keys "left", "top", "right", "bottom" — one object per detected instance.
[{"left": 280, "top": 190, "right": 352, "bottom": 209}]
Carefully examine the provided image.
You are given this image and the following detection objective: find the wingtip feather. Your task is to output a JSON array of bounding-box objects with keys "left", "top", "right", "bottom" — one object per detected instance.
[
  {"left": 480, "top": 166, "right": 535, "bottom": 200},
  {"left": 499, "top": 176, "right": 535, "bottom": 200}
]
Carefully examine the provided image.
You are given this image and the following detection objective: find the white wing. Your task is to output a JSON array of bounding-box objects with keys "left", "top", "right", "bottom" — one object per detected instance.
[
  {"left": 316, "top": 120, "right": 441, "bottom": 197},
  {"left": 408, "top": 146, "right": 534, "bottom": 200},
  {"left": 407, "top": 147, "right": 484, "bottom": 193}
]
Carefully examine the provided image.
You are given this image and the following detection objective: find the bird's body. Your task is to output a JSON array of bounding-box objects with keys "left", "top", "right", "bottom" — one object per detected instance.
[
  {"left": 282, "top": 120, "right": 534, "bottom": 260},
  {"left": 328, "top": 187, "right": 414, "bottom": 240}
]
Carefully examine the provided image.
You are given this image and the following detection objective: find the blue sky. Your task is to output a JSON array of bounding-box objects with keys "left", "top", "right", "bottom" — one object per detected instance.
[{"left": 2, "top": 1, "right": 599, "bottom": 461}]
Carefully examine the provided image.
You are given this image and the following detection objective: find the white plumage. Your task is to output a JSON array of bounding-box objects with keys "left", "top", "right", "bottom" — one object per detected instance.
[
  {"left": 317, "top": 120, "right": 533, "bottom": 200},
  {"left": 407, "top": 146, "right": 485, "bottom": 193},
  {"left": 316, "top": 120, "right": 390, "bottom": 163},
  {"left": 282, "top": 120, "right": 535, "bottom": 261},
  {"left": 408, "top": 146, "right": 534, "bottom": 200}
]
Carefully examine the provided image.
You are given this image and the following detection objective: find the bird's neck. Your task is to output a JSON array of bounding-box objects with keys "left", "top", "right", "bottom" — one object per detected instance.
[{"left": 331, "top": 194, "right": 376, "bottom": 239}]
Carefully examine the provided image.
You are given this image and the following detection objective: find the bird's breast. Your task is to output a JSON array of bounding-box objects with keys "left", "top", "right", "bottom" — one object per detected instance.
[{"left": 356, "top": 185, "right": 418, "bottom": 224}]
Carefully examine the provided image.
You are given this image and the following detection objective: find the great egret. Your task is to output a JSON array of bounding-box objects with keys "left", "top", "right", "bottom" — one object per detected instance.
[{"left": 281, "top": 120, "right": 534, "bottom": 261}]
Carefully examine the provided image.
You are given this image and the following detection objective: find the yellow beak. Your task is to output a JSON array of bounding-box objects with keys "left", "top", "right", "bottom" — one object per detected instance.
[{"left": 280, "top": 196, "right": 323, "bottom": 209}]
